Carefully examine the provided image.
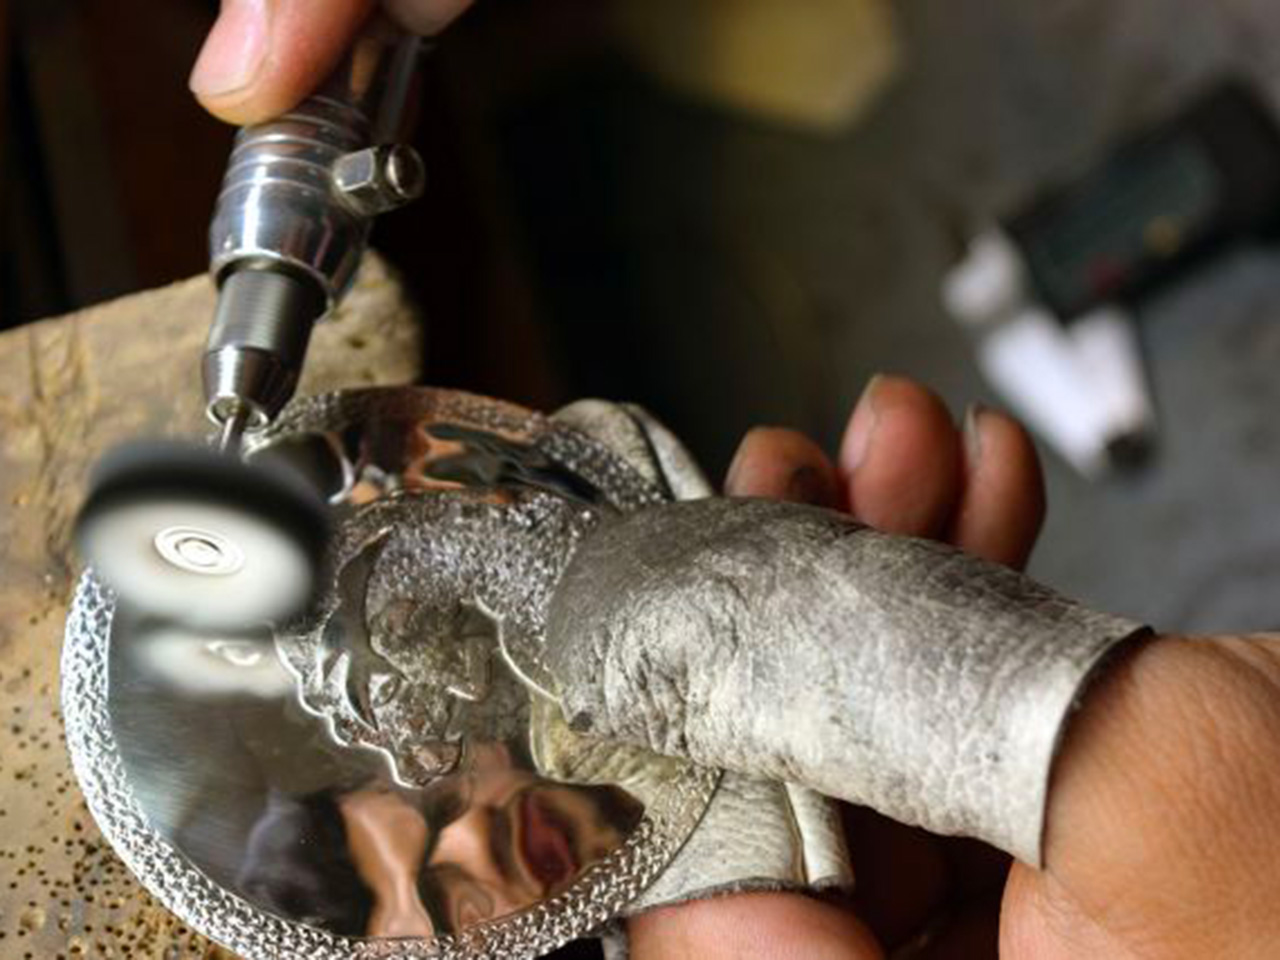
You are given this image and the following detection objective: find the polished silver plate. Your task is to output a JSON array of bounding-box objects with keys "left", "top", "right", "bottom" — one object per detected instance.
[{"left": 63, "top": 387, "right": 718, "bottom": 959}]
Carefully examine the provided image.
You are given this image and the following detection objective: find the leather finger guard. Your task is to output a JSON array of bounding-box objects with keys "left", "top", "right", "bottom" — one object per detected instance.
[{"left": 547, "top": 497, "right": 1148, "bottom": 866}]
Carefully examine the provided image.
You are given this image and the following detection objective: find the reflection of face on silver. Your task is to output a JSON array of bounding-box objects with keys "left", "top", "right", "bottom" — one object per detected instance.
[{"left": 278, "top": 489, "right": 599, "bottom": 786}]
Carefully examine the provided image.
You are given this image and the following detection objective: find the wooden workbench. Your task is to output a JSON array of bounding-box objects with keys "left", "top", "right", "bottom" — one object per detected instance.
[{"left": 0, "top": 256, "right": 422, "bottom": 958}]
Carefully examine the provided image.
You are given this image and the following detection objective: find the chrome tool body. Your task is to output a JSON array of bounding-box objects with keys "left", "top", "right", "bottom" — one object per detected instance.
[
  {"left": 205, "top": 23, "right": 426, "bottom": 450},
  {"left": 74, "top": 22, "right": 426, "bottom": 628}
]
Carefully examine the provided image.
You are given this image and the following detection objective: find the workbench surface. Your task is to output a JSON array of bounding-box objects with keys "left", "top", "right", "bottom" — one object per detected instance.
[{"left": 0, "top": 257, "right": 421, "bottom": 959}]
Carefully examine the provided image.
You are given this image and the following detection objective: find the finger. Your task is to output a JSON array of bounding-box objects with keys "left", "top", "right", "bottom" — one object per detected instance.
[
  {"left": 725, "top": 427, "right": 841, "bottom": 507},
  {"left": 191, "top": 0, "right": 475, "bottom": 125},
  {"left": 950, "top": 406, "right": 1045, "bottom": 570},
  {"left": 1002, "top": 635, "right": 1280, "bottom": 959},
  {"left": 384, "top": 0, "right": 475, "bottom": 33},
  {"left": 839, "top": 375, "right": 963, "bottom": 538},
  {"left": 999, "top": 864, "right": 1100, "bottom": 960},
  {"left": 630, "top": 892, "right": 885, "bottom": 960},
  {"left": 192, "top": 0, "right": 375, "bottom": 124}
]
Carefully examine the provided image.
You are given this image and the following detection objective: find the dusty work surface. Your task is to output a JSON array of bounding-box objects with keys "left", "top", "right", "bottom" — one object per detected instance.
[{"left": 0, "top": 256, "right": 421, "bottom": 959}]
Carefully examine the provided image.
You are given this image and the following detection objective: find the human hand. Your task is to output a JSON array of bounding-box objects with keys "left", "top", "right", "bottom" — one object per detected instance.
[
  {"left": 190, "top": 0, "right": 475, "bottom": 125},
  {"left": 629, "top": 374, "right": 1280, "bottom": 959}
]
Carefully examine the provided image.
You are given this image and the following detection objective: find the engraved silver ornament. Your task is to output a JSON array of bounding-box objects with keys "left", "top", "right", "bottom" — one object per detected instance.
[{"left": 63, "top": 387, "right": 718, "bottom": 960}]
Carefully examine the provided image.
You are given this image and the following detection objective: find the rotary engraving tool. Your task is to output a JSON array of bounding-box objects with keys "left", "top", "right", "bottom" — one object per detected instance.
[
  {"left": 205, "top": 22, "right": 426, "bottom": 453},
  {"left": 75, "top": 22, "right": 426, "bottom": 630}
]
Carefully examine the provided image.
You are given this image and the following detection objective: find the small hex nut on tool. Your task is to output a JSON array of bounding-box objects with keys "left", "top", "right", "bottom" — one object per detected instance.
[{"left": 333, "top": 144, "right": 426, "bottom": 216}]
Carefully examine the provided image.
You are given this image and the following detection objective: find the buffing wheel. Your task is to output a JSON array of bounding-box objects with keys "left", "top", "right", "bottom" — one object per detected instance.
[{"left": 74, "top": 441, "right": 329, "bottom": 630}]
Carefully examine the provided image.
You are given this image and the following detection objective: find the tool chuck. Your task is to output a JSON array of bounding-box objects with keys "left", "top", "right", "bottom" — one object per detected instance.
[{"left": 203, "top": 265, "right": 326, "bottom": 446}]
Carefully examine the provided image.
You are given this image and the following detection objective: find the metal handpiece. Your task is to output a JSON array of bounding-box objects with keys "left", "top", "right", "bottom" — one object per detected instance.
[{"left": 203, "top": 23, "right": 425, "bottom": 446}]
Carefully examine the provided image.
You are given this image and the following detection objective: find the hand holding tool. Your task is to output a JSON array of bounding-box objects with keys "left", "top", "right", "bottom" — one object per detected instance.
[{"left": 75, "top": 20, "right": 426, "bottom": 629}]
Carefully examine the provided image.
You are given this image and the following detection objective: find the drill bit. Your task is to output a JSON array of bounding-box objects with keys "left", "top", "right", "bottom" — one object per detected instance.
[{"left": 217, "top": 402, "right": 252, "bottom": 455}]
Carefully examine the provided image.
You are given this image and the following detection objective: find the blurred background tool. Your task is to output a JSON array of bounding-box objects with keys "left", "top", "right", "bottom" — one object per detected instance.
[{"left": 944, "top": 81, "right": 1280, "bottom": 478}]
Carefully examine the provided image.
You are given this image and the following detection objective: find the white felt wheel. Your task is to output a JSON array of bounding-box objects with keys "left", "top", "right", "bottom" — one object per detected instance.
[{"left": 78, "top": 496, "right": 315, "bottom": 629}]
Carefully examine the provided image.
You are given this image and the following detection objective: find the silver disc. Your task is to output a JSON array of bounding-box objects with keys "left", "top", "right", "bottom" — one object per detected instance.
[{"left": 63, "top": 387, "right": 718, "bottom": 960}]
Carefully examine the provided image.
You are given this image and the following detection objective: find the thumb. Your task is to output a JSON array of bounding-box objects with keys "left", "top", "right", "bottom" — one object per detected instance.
[
  {"left": 190, "top": 0, "right": 475, "bottom": 126},
  {"left": 191, "top": 0, "right": 376, "bottom": 125},
  {"left": 1002, "top": 635, "right": 1280, "bottom": 958},
  {"left": 630, "top": 892, "right": 884, "bottom": 960}
]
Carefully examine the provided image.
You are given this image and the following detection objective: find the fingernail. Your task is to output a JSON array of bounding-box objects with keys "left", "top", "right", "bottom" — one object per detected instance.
[
  {"left": 725, "top": 427, "right": 772, "bottom": 495},
  {"left": 963, "top": 402, "right": 988, "bottom": 465},
  {"left": 842, "top": 375, "right": 885, "bottom": 474},
  {"left": 190, "top": 0, "right": 270, "bottom": 98}
]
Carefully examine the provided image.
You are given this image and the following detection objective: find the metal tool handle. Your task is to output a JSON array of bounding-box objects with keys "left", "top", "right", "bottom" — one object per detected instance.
[
  {"left": 208, "top": 22, "right": 426, "bottom": 302},
  {"left": 203, "top": 19, "right": 426, "bottom": 434}
]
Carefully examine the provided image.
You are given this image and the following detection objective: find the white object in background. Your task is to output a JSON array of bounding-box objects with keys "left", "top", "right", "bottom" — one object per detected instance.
[
  {"left": 941, "top": 229, "right": 1028, "bottom": 329},
  {"left": 976, "top": 308, "right": 1107, "bottom": 477},
  {"left": 944, "top": 230, "right": 1157, "bottom": 478},
  {"left": 1070, "top": 306, "right": 1156, "bottom": 452}
]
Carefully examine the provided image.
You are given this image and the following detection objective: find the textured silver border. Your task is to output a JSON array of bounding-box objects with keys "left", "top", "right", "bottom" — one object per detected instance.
[{"left": 64, "top": 577, "right": 719, "bottom": 960}]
